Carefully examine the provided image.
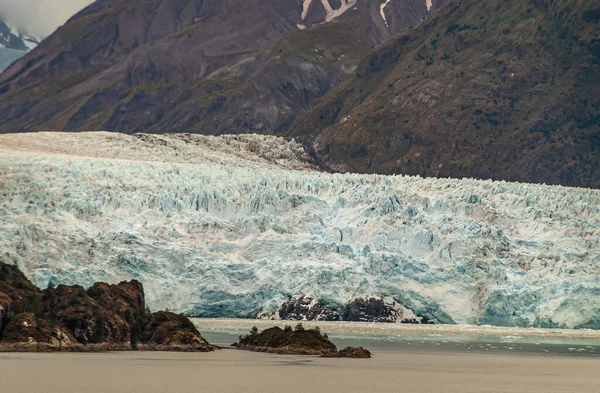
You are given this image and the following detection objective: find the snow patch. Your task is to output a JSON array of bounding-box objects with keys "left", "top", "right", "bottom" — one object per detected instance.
[
  {"left": 380, "top": 0, "right": 392, "bottom": 27},
  {"left": 426, "top": 0, "right": 432, "bottom": 11},
  {"left": 301, "top": 0, "right": 313, "bottom": 20},
  {"left": 22, "top": 38, "right": 37, "bottom": 51},
  {"left": 321, "top": 0, "right": 358, "bottom": 23},
  {"left": 302, "top": 0, "right": 357, "bottom": 23}
]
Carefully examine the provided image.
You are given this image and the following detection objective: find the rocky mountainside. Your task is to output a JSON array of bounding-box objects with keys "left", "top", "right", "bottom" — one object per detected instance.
[
  {"left": 0, "top": 0, "right": 598, "bottom": 186},
  {"left": 0, "top": 0, "right": 441, "bottom": 135},
  {"left": 0, "top": 20, "right": 39, "bottom": 72},
  {"left": 290, "top": 0, "right": 600, "bottom": 187},
  {"left": 0, "top": 260, "right": 213, "bottom": 351},
  {"left": 0, "top": 20, "right": 38, "bottom": 51}
]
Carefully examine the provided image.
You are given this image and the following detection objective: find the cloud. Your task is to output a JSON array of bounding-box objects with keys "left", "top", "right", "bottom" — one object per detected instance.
[{"left": 0, "top": 0, "right": 94, "bottom": 39}]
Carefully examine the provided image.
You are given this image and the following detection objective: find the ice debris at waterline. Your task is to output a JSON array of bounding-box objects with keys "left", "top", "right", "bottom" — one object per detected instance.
[{"left": 0, "top": 132, "right": 599, "bottom": 328}]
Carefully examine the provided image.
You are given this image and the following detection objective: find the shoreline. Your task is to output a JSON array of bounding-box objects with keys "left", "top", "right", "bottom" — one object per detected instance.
[
  {"left": 189, "top": 317, "right": 600, "bottom": 344},
  {"left": 193, "top": 318, "right": 600, "bottom": 358},
  {"left": 1, "top": 350, "right": 599, "bottom": 393}
]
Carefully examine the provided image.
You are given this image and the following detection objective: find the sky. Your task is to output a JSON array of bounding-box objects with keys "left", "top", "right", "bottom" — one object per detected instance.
[{"left": 0, "top": 0, "right": 94, "bottom": 39}]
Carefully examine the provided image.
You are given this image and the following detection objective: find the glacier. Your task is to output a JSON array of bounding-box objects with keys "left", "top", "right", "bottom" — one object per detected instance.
[{"left": 0, "top": 132, "right": 599, "bottom": 328}]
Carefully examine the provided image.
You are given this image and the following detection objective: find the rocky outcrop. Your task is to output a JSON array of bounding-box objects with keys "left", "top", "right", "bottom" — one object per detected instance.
[
  {"left": 343, "top": 297, "right": 398, "bottom": 323},
  {"left": 42, "top": 280, "right": 146, "bottom": 345},
  {"left": 263, "top": 295, "right": 444, "bottom": 324},
  {"left": 264, "top": 295, "right": 342, "bottom": 321},
  {"left": 233, "top": 325, "right": 338, "bottom": 355},
  {"left": 321, "top": 346, "right": 372, "bottom": 358},
  {"left": 137, "top": 311, "right": 212, "bottom": 352},
  {"left": 0, "top": 261, "right": 212, "bottom": 352},
  {"left": 263, "top": 296, "right": 424, "bottom": 323},
  {"left": 234, "top": 325, "right": 372, "bottom": 358}
]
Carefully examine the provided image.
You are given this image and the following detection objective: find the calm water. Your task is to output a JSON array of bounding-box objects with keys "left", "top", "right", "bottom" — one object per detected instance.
[{"left": 192, "top": 318, "right": 600, "bottom": 358}]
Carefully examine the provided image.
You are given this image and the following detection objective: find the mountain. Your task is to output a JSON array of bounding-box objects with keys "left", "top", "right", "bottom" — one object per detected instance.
[
  {"left": 0, "top": 0, "right": 597, "bottom": 188},
  {"left": 289, "top": 0, "right": 600, "bottom": 188},
  {"left": 1, "top": 132, "right": 598, "bottom": 329},
  {"left": 0, "top": 20, "right": 39, "bottom": 73},
  {"left": 0, "top": 0, "right": 442, "bottom": 134}
]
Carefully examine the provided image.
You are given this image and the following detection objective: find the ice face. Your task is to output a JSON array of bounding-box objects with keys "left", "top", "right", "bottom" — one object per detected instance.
[{"left": 0, "top": 132, "right": 599, "bottom": 328}]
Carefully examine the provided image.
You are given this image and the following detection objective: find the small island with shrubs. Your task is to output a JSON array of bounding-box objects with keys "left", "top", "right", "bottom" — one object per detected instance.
[{"left": 232, "top": 323, "right": 371, "bottom": 358}]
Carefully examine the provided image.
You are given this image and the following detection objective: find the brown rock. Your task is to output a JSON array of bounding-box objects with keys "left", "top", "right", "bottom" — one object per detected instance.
[
  {"left": 343, "top": 297, "right": 398, "bottom": 323},
  {"left": 2, "top": 313, "right": 52, "bottom": 343},
  {"left": 138, "top": 311, "right": 213, "bottom": 352},
  {"left": 234, "top": 325, "right": 338, "bottom": 356},
  {"left": 322, "top": 346, "right": 372, "bottom": 358},
  {"left": 0, "top": 261, "right": 213, "bottom": 352},
  {"left": 43, "top": 280, "right": 146, "bottom": 345}
]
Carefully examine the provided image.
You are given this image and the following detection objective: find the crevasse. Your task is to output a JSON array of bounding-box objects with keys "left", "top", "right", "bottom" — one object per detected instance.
[{"left": 0, "top": 132, "right": 599, "bottom": 328}]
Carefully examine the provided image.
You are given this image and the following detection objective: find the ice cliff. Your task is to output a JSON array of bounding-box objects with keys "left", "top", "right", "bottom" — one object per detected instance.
[{"left": 0, "top": 132, "right": 599, "bottom": 328}]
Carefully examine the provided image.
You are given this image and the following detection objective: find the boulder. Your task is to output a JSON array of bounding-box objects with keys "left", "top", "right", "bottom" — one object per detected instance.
[
  {"left": 322, "top": 346, "right": 372, "bottom": 358},
  {"left": 138, "top": 311, "right": 213, "bottom": 352}
]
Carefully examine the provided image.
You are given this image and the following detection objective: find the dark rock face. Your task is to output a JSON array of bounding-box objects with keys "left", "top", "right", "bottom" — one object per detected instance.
[
  {"left": 322, "top": 346, "right": 372, "bottom": 358},
  {"left": 138, "top": 311, "right": 212, "bottom": 351},
  {"left": 343, "top": 297, "right": 398, "bottom": 323},
  {"left": 0, "top": 261, "right": 212, "bottom": 352},
  {"left": 234, "top": 325, "right": 338, "bottom": 355},
  {"left": 265, "top": 295, "right": 447, "bottom": 324},
  {"left": 43, "top": 280, "right": 145, "bottom": 344},
  {"left": 2, "top": 313, "right": 54, "bottom": 343},
  {"left": 270, "top": 295, "right": 342, "bottom": 321},
  {"left": 264, "top": 296, "right": 401, "bottom": 323},
  {"left": 0, "top": 261, "right": 44, "bottom": 333}
]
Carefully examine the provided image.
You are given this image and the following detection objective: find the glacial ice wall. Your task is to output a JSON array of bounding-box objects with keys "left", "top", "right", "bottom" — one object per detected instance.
[{"left": 0, "top": 132, "right": 599, "bottom": 328}]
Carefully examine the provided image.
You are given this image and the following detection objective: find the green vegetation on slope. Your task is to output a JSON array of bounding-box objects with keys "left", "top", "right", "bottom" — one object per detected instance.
[{"left": 290, "top": 0, "right": 600, "bottom": 187}]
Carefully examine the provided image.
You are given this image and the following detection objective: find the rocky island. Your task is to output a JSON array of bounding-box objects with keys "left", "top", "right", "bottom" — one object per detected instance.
[
  {"left": 260, "top": 295, "right": 439, "bottom": 324},
  {"left": 0, "top": 261, "right": 213, "bottom": 352},
  {"left": 233, "top": 324, "right": 371, "bottom": 358}
]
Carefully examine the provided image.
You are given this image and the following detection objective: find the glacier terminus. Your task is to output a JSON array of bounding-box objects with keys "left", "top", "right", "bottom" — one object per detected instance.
[{"left": 0, "top": 132, "right": 598, "bottom": 329}]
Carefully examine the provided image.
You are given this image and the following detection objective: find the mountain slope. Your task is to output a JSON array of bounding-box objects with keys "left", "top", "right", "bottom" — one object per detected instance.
[
  {"left": 0, "top": 0, "right": 442, "bottom": 134},
  {"left": 289, "top": 0, "right": 600, "bottom": 187},
  {"left": 0, "top": 20, "right": 39, "bottom": 73}
]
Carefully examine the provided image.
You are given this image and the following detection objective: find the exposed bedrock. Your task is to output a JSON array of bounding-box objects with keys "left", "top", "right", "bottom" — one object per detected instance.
[{"left": 260, "top": 295, "right": 451, "bottom": 324}]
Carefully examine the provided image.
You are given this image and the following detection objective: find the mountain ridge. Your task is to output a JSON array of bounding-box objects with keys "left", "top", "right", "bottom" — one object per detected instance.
[
  {"left": 289, "top": 0, "right": 600, "bottom": 187},
  {"left": 0, "top": 0, "right": 439, "bottom": 135},
  {"left": 0, "top": 0, "right": 598, "bottom": 188},
  {"left": 0, "top": 19, "right": 39, "bottom": 73}
]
